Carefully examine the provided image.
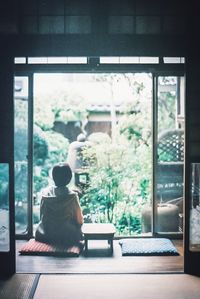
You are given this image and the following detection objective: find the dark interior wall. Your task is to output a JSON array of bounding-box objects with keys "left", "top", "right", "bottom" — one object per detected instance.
[
  {"left": 0, "top": 56, "right": 16, "bottom": 277},
  {"left": 1, "top": 0, "right": 186, "bottom": 56},
  {"left": 0, "top": 56, "right": 14, "bottom": 162},
  {"left": 184, "top": 15, "right": 200, "bottom": 276}
]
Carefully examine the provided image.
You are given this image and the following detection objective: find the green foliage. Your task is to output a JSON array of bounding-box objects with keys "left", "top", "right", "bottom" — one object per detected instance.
[
  {"left": 158, "top": 77, "right": 177, "bottom": 133},
  {"left": 15, "top": 162, "right": 28, "bottom": 202},
  {"left": 81, "top": 131, "right": 151, "bottom": 232},
  {"left": 116, "top": 212, "right": 141, "bottom": 235},
  {"left": 34, "top": 89, "right": 88, "bottom": 130},
  {"left": 34, "top": 100, "right": 55, "bottom": 130},
  {"left": 33, "top": 126, "right": 49, "bottom": 166},
  {"left": 88, "top": 132, "right": 112, "bottom": 145},
  {"left": 157, "top": 149, "right": 174, "bottom": 162},
  {"left": 42, "top": 130, "right": 69, "bottom": 166},
  {"left": 32, "top": 87, "right": 87, "bottom": 197},
  {"left": 33, "top": 167, "right": 49, "bottom": 194},
  {"left": 80, "top": 74, "right": 153, "bottom": 235},
  {"left": 33, "top": 129, "right": 69, "bottom": 195},
  {"left": 14, "top": 125, "right": 28, "bottom": 161}
]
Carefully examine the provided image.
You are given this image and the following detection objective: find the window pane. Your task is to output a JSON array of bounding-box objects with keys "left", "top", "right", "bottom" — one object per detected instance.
[
  {"left": 28, "top": 57, "right": 48, "bottom": 64},
  {"left": 100, "top": 57, "right": 120, "bottom": 64},
  {"left": 139, "top": 57, "right": 159, "bottom": 64},
  {"left": 39, "top": 16, "right": 64, "bottom": 34},
  {"left": 47, "top": 57, "right": 68, "bottom": 64},
  {"left": 14, "top": 57, "right": 26, "bottom": 64},
  {"left": 67, "top": 57, "right": 87, "bottom": 63},
  {"left": 190, "top": 163, "right": 200, "bottom": 252},
  {"left": 0, "top": 163, "right": 10, "bottom": 252},
  {"left": 65, "top": 16, "right": 91, "bottom": 34},
  {"left": 155, "top": 76, "right": 184, "bottom": 234},
  {"left": 119, "top": 57, "right": 140, "bottom": 64},
  {"left": 109, "top": 16, "right": 134, "bottom": 34},
  {"left": 136, "top": 16, "right": 161, "bottom": 34},
  {"left": 14, "top": 77, "right": 29, "bottom": 235},
  {"left": 164, "top": 57, "right": 181, "bottom": 64}
]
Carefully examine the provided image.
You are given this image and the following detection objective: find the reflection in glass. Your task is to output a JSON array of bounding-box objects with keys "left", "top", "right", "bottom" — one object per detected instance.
[
  {"left": 0, "top": 163, "right": 10, "bottom": 252},
  {"left": 155, "top": 76, "right": 184, "bottom": 233},
  {"left": 138, "top": 76, "right": 184, "bottom": 235},
  {"left": 190, "top": 163, "right": 200, "bottom": 251},
  {"left": 14, "top": 76, "right": 29, "bottom": 234}
]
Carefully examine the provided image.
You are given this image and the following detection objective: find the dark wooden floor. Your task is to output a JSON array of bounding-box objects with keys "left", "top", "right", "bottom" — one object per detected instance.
[{"left": 16, "top": 239, "right": 184, "bottom": 274}]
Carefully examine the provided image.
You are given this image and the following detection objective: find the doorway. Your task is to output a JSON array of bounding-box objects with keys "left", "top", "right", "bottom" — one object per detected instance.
[
  {"left": 14, "top": 72, "right": 153, "bottom": 237},
  {"left": 13, "top": 58, "right": 185, "bottom": 273},
  {"left": 14, "top": 72, "right": 185, "bottom": 238}
]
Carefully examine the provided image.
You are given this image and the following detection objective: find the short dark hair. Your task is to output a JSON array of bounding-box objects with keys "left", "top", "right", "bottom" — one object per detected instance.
[{"left": 52, "top": 163, "right": 72, "bottom": 187}]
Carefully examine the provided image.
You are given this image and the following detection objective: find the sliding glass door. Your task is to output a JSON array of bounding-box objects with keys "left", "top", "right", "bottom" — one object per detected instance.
[
  {"left": 141, "top": 75, "right": 185, "bottom": 237},
  {"left": 14, "top": 75, "right": 33, "bottom": 238},
  {"left": 155, "top": 76, "right": 185, "bottom": 236},
  {"left": 0, "top": 163, "right": 10, "bottom": 252}
]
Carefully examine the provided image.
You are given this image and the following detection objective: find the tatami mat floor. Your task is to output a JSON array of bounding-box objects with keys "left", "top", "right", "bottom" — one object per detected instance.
[{"left": 1, "top": 273, "right": 200, "bottom": 299}]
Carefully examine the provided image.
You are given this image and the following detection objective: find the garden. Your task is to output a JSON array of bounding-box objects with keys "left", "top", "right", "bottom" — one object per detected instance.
[{"left": 14, "top": 73, "right": 177, "bottom": 236}]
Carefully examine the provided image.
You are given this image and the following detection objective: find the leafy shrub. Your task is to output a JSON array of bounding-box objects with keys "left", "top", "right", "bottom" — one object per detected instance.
[
  {"left": 81, "top": 131, "right": 151, "bottom": 232},
  {"left": 43, "top": 130, "right": 69, "bottom": 166},
  {"left": 33, "top": 126, "right": 49, "bottom": 166},
  {"left": 116, "top": 212, "right": 141, "bottom": 235},
  {"left": 33, "top": 129, "right": 69, "bottom": 195}
]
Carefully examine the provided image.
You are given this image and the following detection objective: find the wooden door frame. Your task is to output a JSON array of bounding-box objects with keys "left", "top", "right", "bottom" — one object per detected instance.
[{"left": 1, "top": 57, "right": 189, "bottom": 277}]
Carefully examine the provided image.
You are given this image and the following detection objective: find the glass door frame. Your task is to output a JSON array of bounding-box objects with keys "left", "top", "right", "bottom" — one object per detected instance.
[
  {"left": 14, "top": 62, "right": 185, "bottom": 240},
  {"left": 14, "top": 72, "right": 34, "bottom": 240},
  {"left": 153, "top": 72, "right": 185, "bottom": 239}
]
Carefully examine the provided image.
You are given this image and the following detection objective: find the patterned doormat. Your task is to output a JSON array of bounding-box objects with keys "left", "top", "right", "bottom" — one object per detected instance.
[
  {"left": 119, "top": 238, "right": 179, "bottom": 256},
  {"left": 19, "top": 238, "right": 83, "bottom": 257}
]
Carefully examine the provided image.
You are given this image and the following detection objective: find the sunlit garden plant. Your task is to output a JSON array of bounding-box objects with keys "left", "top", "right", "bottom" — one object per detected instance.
[{"left": 81, "top": 126, "right": 152, "bottom": 235}]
